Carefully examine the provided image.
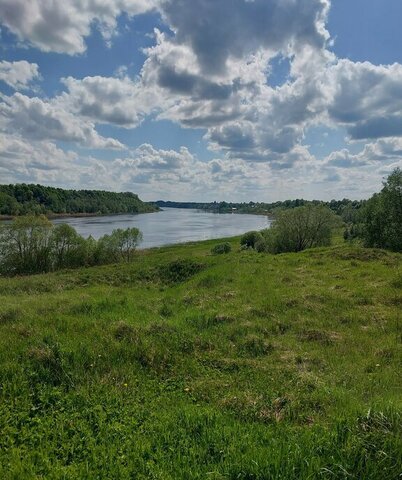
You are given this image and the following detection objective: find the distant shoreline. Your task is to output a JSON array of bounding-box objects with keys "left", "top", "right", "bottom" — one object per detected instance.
[
  {"left": 0, "top": 209, "right": 272, "bottom": 222},
  {"left": 0, "top": 211, "right": 160, "bottom": 221}
]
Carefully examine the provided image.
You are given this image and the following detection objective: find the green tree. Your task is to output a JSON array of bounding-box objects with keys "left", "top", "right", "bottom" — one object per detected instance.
[
  {"left": 262, "top": 205, "right": 339, "bottom": 253},
  {"left": 51, "top": 224, "right": 88, "bottom": 268},
  {"left": 362, "top": 168, "right": 402, "bottom": 251},
  {"left": 0, "top": 215, "right": 53, "bottom": 274},
  {"left": 115, "top": 228, "right": 143, "bottom": 261},
  {"left": 97, "top": 228, "right": 142, "bottom": 263},
  {"left": 0, "top": 184, "right": 157, "bottom": 216},
  {"left": 0, "top": 217, "right": 143, "bottom": 275}
]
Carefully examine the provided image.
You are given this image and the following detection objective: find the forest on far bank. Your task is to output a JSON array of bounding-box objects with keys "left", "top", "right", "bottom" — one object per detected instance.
[
  {"left": 0, "top": 184, "right": 158, "bottom": 217},
  {"left": 155, "top": 197, "right": 363, "bottom": 218}
]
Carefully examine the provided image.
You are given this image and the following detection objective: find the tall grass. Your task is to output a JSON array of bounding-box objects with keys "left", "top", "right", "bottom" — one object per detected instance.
[{"left": 0, "top": 236, "right": 401, "bottom": 478}]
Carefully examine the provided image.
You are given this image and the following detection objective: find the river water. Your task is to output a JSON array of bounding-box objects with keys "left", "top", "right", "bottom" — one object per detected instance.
[{"left": 52, "top": 208, "right": 270, "bottom": 249}]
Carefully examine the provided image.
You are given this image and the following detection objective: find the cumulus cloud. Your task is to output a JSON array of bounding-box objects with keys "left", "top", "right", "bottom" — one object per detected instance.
[
  {"left": 0, "top": 0, "right": 329, "bottom": 59},
  {"left": 0, "top": 132, "right": 125, "bottom": 188},
  {"left": 60, "top": 76, "right": 156, "bottom": 128},
  {"left": 134, "top": 8, "right": 332, "bottom": 163},
  {"left": 0, "top": 60, "right": 40, "bottom": 90},
  {"left": 0, "top": 0, "right": 156, "bottom": 54},
  {"left": 113, "top": 145, "right": 199, "bottom": 187},
  {"left": 1, "top": 0, "right": 402, "bottom": 200},
  {"left": 1, "top": 131, "right": 399, "bottom": 201},
  {"left": 134, "top": 4, "right": 402, "bottom": 167},
  {"left": 0, "top": 133, "right": 79, "bottom": 185},
  {"left": 0, "top": 93, "right": 123, "bottom": 149},
  {"left": 325, "top": 138, "right": 402, "bottom": 168},
  {"left": 325, "top": 60, "right": 402, "bottom": 140},
  {"left": 125, "top": 144, "right": 195, "bottom": 170},
  {"left": 159, "top": 0, "right": 330, "bottom": 75}
]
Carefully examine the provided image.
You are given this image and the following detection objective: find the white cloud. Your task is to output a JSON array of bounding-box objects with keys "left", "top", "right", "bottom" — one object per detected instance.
[
  {"left": 325, "top": 138, "right": 402, "bottom": 168},
  {"left": 0, "top": 93, "right": 124, "bottom": 149},
  {"left": 0, "top": 60, "right": 40, "bottom": 90},
  {"left": 324, "top": 60, "right": 402, "bottom": 140},
  {"left": 0, "top": 133, "right": 124, "bottom": 188},
  {"left": 1, "top": 0, "right": 402, "bottom": 201},
  {"left": 60, "top": 75, "right": 156, "bottom": 128},
  {"left": 0, "top": 0, "right": 156, "bottom": 54},
  {"left": 1, "top": 132, "right": 399, "bottom": 201},
  {"left": 135, "top": 17, "right": 331, "bottom": 163},
  {"left": 159, "top": 0, "right": 330, "bottom": 75},
  {"left": 0, "top": 133, "right": 78, "bottom": 183},
  {"left": 123, "top": 144, "right": 195, "bottom": 170}
]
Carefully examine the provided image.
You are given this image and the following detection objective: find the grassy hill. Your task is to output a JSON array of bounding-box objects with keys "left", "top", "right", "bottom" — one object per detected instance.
[{"left": 0, "top": 237, "right": 401, "bottom": 479}]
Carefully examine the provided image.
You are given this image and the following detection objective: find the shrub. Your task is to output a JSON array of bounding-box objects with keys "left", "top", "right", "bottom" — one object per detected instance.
[
  {"left": 240, "top": 231, "right": 263, "bottom": 249},
  {"left": 157, "top": 259, "right": 204, "bottom": 283},
  {"left": 0, "top": 215, "right": 53, "bottom": 275},
  {"left": 0, "top": 216, "right": 143, "bottom": 275},
  {"left": 254, "top": 237, "right": 268, "bottom": 253},
  {"left": 52, "top": 223, "right": 90, "bottom": 269},
  {"left": 343, "top": 223, "right": 364, "bottom": 242},
  {"left": 96, "top": 228, "right": 142, "bottom": 263},
  {"left": 211, "top": 242, "right": 231, "bottom": 254},
  {"left": 263, "top": 205, "right": 339, "bottom": 254}
]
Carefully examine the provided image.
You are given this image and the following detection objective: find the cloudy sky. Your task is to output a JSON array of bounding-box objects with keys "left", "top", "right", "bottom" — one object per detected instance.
[{"left": 1, "top": 0, "right": 401, "bottom": 201}]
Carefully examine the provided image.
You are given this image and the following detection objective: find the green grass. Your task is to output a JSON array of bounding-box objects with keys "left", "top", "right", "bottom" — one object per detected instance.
[{"left": 0, "top": 237, "right": 401, "bottom": 479}]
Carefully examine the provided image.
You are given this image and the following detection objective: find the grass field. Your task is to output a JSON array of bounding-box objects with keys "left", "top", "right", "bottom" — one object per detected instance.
[{"left": 0, "top": 236, "right": 401, "bottom": 479}]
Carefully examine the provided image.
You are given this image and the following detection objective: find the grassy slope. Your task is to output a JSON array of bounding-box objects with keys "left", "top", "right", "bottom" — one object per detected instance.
[{"left": 0, "top": 237, "right": 401, "bottom": 479}]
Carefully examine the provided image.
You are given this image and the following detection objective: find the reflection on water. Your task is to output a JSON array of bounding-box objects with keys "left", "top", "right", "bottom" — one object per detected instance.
[{"left": 53, "top": 208, "right": 271, "bottom": 248}]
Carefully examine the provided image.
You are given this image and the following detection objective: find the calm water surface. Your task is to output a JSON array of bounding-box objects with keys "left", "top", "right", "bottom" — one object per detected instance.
[{"left": 53, "top": 208, "right": 270, "bottom": 248}]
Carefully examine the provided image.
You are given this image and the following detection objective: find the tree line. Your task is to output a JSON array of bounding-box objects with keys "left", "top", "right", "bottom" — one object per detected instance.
[
  {"left": 0, "top": 216, "right": 142, "bottom": 275},
  {"left": 240, "top": 169, "right": 402, "bottom": 254},
  {"left": 156, "top": 198, "right": 363, "bottom": 217},
  {"left": 344, "top": 168, "right": 402, "bottom": 252},
  {"left": 0, "top": 184, "right": 158, "bottom": 216}
]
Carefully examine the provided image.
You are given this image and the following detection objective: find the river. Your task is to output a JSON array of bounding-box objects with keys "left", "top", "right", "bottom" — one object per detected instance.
[{"left": 52, "top": 208, "right": 271, "bottom": 248}]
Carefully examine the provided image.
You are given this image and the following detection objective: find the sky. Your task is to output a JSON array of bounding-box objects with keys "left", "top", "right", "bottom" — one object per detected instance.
[{"left": 0, "top": 0, "right": 401, "bottom": 202}]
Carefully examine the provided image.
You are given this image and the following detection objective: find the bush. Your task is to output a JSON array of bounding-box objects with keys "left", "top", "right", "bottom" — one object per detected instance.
[
  {"left": 52, "top": 224, "right": 91, "bottom": 269},
  {"left": 0, "top": 215, "right": 53, "bottom": 275},
  {"left": 211, "top": 242, "right": 231, "bottom": 255},
  {"left": 0, "top": 216, "right": 143, "bottom": 275},
  {"left": 343, "top": 223, "right": 364, "bottom": 243},
  {"left": 254, "top": 237, "right": 268, "bottom": 253},
  {"left": 239, "top": 207, "right": 338, "bottom": 254},
  {"left": 263, "top": 205, "right": 339, "bottom": 253},
  {"left": 96, "top": 228, "right": 142, "bottom": 263},
  {"left": 240, "top": 231, "right": 263, "bottom": 249},
  {"left": 157, "top": 259, "right": 204, "bottom": 283}
]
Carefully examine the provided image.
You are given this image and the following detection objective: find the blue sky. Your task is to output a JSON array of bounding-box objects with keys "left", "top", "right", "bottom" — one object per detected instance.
[{"left": 0, "top": 0, "right": 401, "bottom": 201}]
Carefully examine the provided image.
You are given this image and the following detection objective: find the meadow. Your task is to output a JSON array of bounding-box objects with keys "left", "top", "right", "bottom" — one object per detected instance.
[{"left": 0, "top": 235, "right": 401, "bottom": 479}]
